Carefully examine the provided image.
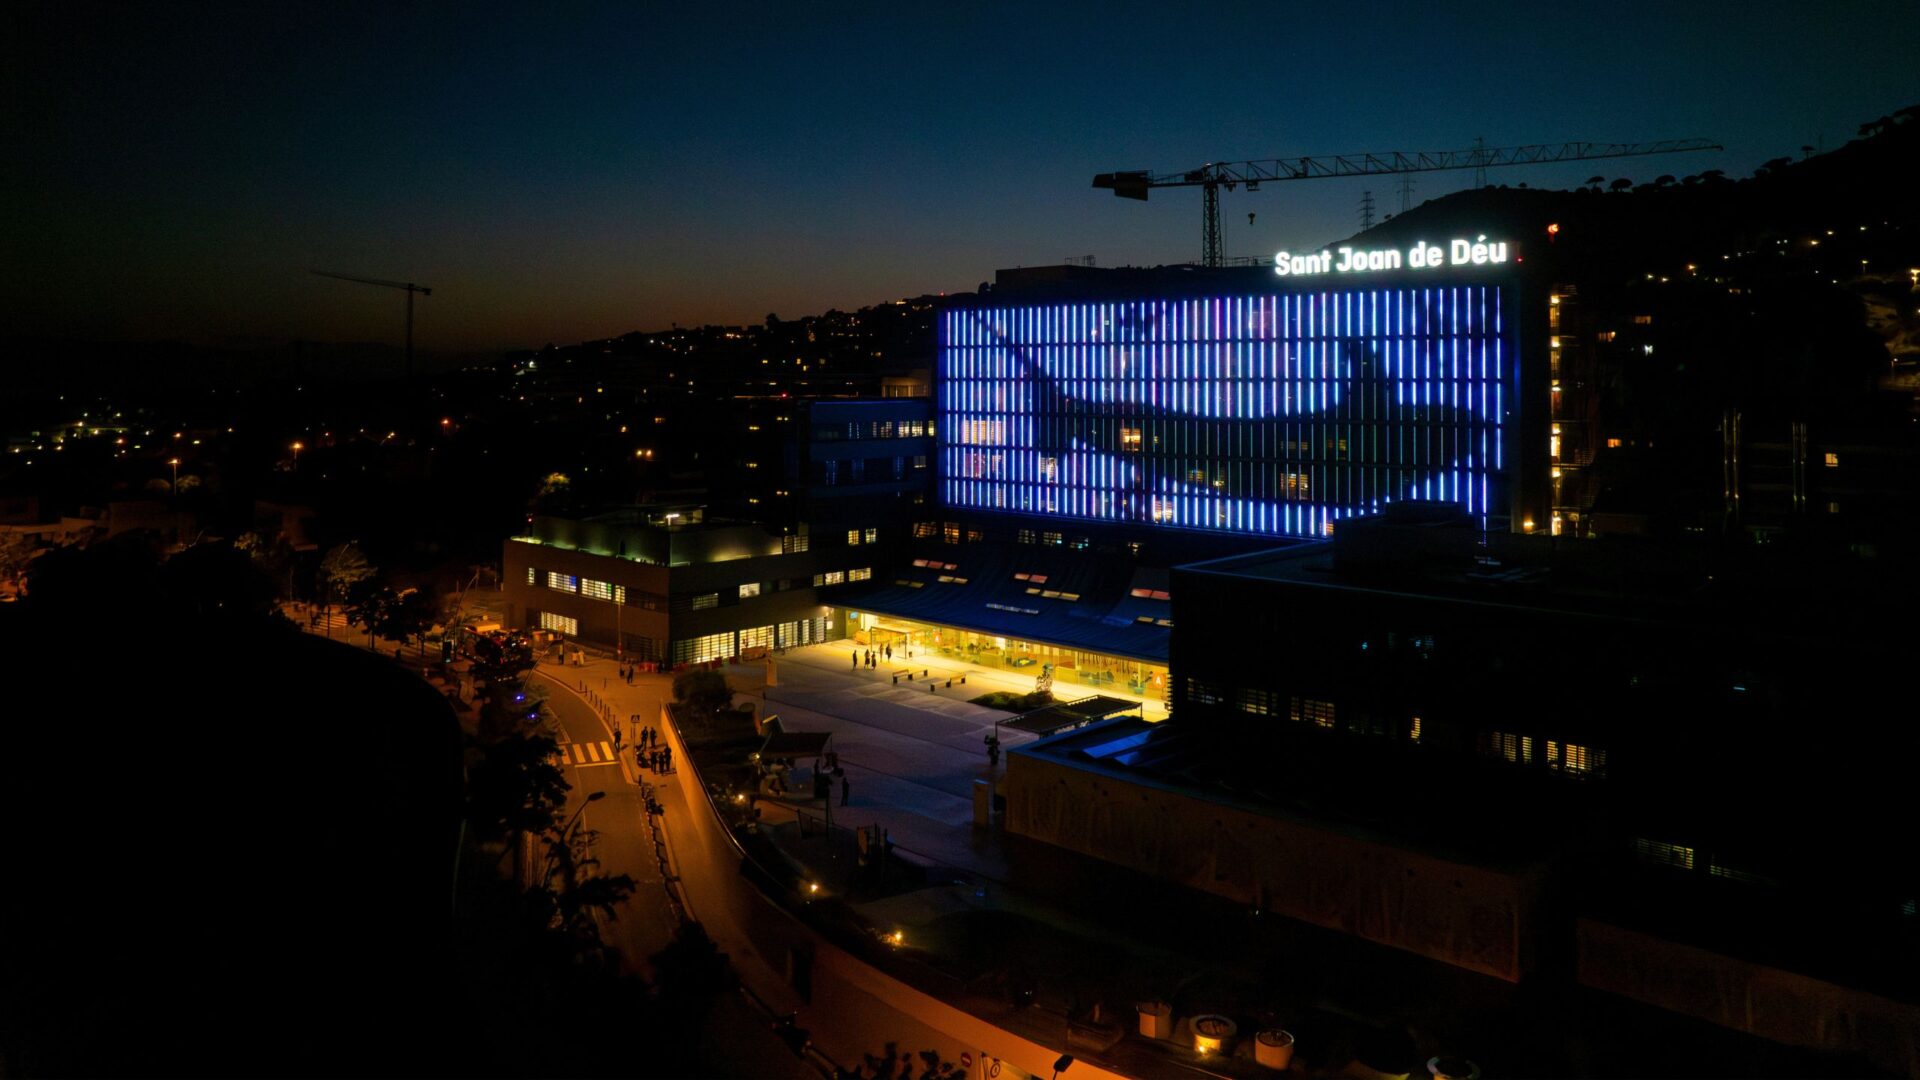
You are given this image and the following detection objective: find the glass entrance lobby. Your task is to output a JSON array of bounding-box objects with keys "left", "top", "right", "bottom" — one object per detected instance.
[{"left": 836, "top": 608, "right": 1169, "bottom": 709}]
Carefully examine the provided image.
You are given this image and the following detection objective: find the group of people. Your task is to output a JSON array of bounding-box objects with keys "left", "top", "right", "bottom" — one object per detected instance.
[
  {"left": 634, "top": 724, "right": 672, "bottom": 773},
  {"left": 852, "top": 642, "right": 911, "bottom": 670},
  {"left": 617, "top": 663, "right": 640, "bottom": 684}
]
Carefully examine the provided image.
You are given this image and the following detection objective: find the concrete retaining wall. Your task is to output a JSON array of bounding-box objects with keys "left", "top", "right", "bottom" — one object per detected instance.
[
  {"left": 1004, "top": 750, "right": 1542, "bottom": 982},
  {"left": 1578, "top": 919, "right": 1920, "bottom": 1078}
]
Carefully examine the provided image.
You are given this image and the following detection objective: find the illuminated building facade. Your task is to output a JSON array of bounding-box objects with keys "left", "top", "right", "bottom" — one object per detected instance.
[{"left": 938, "top": 280, "right": 1522, "bottom": 538}]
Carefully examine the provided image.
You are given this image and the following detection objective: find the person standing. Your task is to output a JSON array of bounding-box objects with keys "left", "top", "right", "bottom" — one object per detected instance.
[
  {"left": 852, "top": 650, "right": 860, "bottom": 671},
  {"left": 884, "top": 644, "right": 892, "bottom": 662}
]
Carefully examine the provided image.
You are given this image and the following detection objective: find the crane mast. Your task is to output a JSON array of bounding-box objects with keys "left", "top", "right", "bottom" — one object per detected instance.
[
  {"left": 1095, "top": 137, "right": 1723, "bottom": 267},
  {"left": 311, "top": 269, "right": 433, "bottom": 378}
]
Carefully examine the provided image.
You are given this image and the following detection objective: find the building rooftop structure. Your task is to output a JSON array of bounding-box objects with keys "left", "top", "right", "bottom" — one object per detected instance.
[{"left": 845, "top": 539, "right": 1184, "bottom": 663}]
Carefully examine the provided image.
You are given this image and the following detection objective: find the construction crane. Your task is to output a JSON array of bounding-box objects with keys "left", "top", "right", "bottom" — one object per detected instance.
[
  {"left": 311, "top": 269, "right": 433, "bottom": 377},
  {"left": 1094, "top": 138, "right": 1723, "bottom": 267}
]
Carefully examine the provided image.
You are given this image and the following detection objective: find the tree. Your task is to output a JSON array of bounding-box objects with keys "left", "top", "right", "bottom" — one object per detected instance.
[
  {"left": 0, "top": 531, "right": 36, "bottom": 596},
  {"left": 845, "top": 1042, "right": 966, "bottom": 1080},
  {"left": 371, "top": 586, "right": 437, "bottom": 659},
  {"left": 530, "top": 473, "right": 573, "bottom": 515},
  {"left": 1609, "top": 178, "right": 1633, "bottom": 192},
  {"left": 161, "top": 541, "right": 278, "bottom": 621},
  {"left": 317, "top": 542, "right": 375, "bottom": 620},
  {"left": 466, "top": 730, "right": 569, "bottom": 843},
  {"left": 343, "top": 579, "right": 393, "bottom": 651},
  {"left": 671, "top": 669, "right": 732, "bottom": 721},
  {"left": 534, "top": 822, "right": 637, "bottom": 952}
]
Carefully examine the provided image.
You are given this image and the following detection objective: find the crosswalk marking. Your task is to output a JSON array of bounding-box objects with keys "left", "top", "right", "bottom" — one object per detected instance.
[{"left": 551, "top": 741, "right": 618, "bottom": 767}]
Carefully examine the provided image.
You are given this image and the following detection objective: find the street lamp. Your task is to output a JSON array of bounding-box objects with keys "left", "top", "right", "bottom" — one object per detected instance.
[
  {"left": 291, "top": 441, "right": 303, "bottom": 466},
  {"left": 559, "top": 790, "right": 606, "bottom": 841},
  {"left": 545, "top": 790, "right": 607, "bottom": 886},
  {"left": 168, "top": 457, "right": 180, "bottom": 493}
]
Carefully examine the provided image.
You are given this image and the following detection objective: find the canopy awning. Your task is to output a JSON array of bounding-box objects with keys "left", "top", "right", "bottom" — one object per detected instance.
[
  {"left": 1001, "top": 694, "right": 1144, "bottom": 736},
  {"left": 759, "top": 731, "right": 833, "bottom": 758}
]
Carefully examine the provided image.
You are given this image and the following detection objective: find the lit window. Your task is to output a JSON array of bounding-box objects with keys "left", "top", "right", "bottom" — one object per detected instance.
[
  {"left": 1823, "top": 452, "right": 1839, "bottom": 467},
  {"left": 1606, "top": 437, "right": 1622, "bottom": 448},
  {"left": 1409, "top": 716, "right": 1422, "bottom": 743},
  {"left": 1288, "top": 697, "right": 1336, "bottom": 728},
  {"left": 691, "top": 593, "right": 719, "bottom": 610},
  {"left": 546, "top": 571, "right": 579, "bottom": 593},
  {"left": 581, "top": 579, "right": 619, "bottom": 602},
  {"left": 1119, "top": 428, "right": 1142, "bottom": 451},
  {"left": 1545, "top": 740, "right": 1606, "bottom": 777},
  {"left": 849, "top": 567, "right": 872, "bottom": 581},
  {"left": 739, "top": 582, "right": 761, "bottom": 599},
  {"left": 1634, "top": 838, "right": 1694, "bottom": 870},
  {"left": 538, "top": 611, "right": 578, "bottom": 636},
  {"left": 526, "top": 567, "right": 537, "bottom": 585},
  {"left": 672, "top": 631, "right": 735, "bottom": 665},
  {"left": 847, "top": 529, "right": 861, "bottom": 546},
  {"left": 1483, "top": 731, "right": 1533, "bottom": 764}
]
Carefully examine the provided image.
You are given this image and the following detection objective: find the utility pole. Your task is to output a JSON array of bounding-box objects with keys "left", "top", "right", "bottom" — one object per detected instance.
[
  {"left": 311, "top": 270, "right": 433, "bottom": 379},
  {"left": 1359, "top": 190, "right": 1376, "bottom": 230}
]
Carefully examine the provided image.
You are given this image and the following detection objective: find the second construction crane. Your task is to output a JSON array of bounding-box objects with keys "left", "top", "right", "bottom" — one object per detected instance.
[
  {"left": 1095, "top": 138, "right": 1721, "bottom": 267},
  {"left": 312, "top": 269, "right": 433, "bottom": 378}
]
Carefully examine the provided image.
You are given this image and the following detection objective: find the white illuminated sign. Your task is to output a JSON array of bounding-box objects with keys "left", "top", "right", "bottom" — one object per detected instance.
[{"left": 1274, "top": 235, "right": 1512, "bottom": 276}]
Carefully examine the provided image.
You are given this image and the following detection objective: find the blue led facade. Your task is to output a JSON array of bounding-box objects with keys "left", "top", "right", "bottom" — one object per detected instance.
[{"left": 938, "top": 286, "right": 1514, "bottom": 537}]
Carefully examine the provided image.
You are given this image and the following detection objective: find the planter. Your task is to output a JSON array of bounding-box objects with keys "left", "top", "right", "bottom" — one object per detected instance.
[
  {"left": 1255, "top": 1029, "right": 1295, "bottom": 1070},
  {"left": 1136, "top": 1000, "right": 1173, "bottom": 1040},
  {"left": 1427, "top": 1057, "right": 1481, "bottom": 1080},
  {"left": 1192, "top": 1014, "right": 1238, "bottom": 1057}
]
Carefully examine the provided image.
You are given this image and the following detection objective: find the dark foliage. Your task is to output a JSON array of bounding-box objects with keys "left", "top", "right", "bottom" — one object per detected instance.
[{"left": 0, "top": 536, "right": 464, "bottom": 1076}]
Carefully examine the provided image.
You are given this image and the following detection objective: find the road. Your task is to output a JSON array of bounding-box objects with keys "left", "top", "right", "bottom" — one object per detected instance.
[{"left": 532, "top": 664, "right": 816, "bottom": 1079}]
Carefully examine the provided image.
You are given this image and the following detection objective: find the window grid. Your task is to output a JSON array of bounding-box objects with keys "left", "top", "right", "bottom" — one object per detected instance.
[{"left": 939, "top": 288, "right": 1509, "bottom": 536}]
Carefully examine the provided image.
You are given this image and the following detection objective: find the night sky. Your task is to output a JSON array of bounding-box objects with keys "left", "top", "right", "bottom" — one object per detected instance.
[{"left": 5, "top": 1, "right": 1916, "bottom": 351}]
